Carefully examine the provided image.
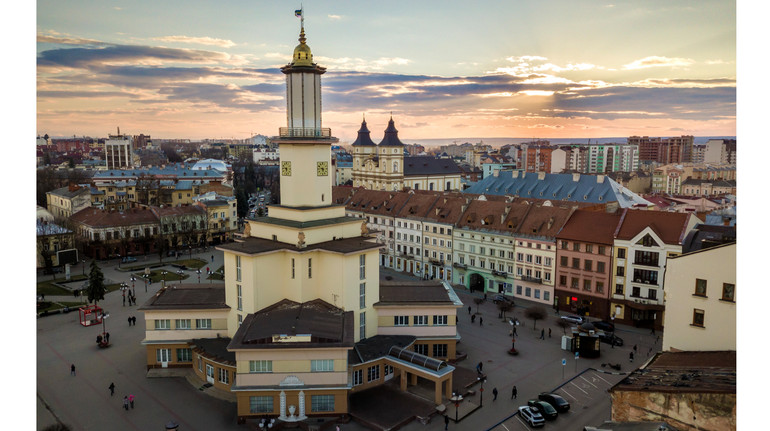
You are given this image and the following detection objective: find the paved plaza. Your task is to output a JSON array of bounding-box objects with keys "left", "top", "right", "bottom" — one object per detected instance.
[{"left": 37, "top": 261, "right": 660, "bottom": 430}]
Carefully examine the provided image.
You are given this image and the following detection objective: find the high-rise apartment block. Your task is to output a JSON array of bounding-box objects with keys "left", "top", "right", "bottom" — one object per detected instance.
[{"left": 105, "top": 128, "right": 134, "bottom": 170}]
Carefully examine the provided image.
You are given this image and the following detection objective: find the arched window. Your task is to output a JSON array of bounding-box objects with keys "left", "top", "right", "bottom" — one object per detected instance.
[{"left": 393, "top": 161, "right": 399, "bottom": 172}]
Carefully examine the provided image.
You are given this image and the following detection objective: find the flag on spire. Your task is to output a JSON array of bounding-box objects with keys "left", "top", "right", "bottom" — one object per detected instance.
[{"left": 295, "top": 9, "right": 302, "bottom": 18}]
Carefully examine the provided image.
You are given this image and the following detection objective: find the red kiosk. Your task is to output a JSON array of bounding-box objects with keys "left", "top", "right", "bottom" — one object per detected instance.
[{"left": 78, "top": 304, "right": 103, "bottom": 327}]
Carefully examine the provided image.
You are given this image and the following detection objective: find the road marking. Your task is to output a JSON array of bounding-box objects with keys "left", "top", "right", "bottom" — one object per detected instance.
[
  {"left": 500, "top": 423, "right": 510, "bottom": 431},
  {"left": 561, "top": 388, "right": 576, "bottom": 400},
  {"left": 594, "top": 373, "right": 613, "bottom": 386},
  {"left": 570, "top": 381, "right": 589, "bottom": 395},
  {"left": 580, "top": 375, "right": 599, "bottom": 389}
]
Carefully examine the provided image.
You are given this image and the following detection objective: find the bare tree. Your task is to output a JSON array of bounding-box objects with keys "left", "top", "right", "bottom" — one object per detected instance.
[
  {"left": 555, "top": 317, "right": 571, "bottom": 335},
  {"left": 525, "top": 306, "right": 547, "bottom": 330},
  {"left": 497, "top": 301, "right": 513, "bottom": 319},
  {"left": 473, "top": 297, "right": 484, "bottom": 314}
]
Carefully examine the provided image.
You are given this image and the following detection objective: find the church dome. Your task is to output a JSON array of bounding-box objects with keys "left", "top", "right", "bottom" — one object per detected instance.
[
  {"left": 351, "top": 117, "right": 377, "bottom": 146},
  {"left": 291, "top": 27, "right": 313, "bottom": 67},
  {"left": 378, "top": 116, "right": 405, "bottom": 147}
]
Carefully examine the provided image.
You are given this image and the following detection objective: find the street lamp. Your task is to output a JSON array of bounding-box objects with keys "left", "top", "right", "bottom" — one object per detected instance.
[
  {"left": 82, "top": 259, "right": 86, "bottom": 276},
  {"left": 130, "top": 276, "right": 136, "bottom": 297},
  {"left": 177, "top": 269, "right": 184, "bottom": 284},
  {"left": 143, "top": 274, "right": 149, "bottom": 292},
  {"left": 117, "top": 254, "right": 121, "bottom": 268},
  {"left": 161, "top": 270, "right": 168, "bottom": 287},
  {"left": 197, "top": 269, "right": 201, "bottom": 283},
  {"left": 450, "top": 392, "right": 463, "bottom": 423},
  {"left": 477, "top": 376, "right": 486, "bottom": 407},
  {"left": 101, "top": 312, "right": 110, "bottom": 342}
]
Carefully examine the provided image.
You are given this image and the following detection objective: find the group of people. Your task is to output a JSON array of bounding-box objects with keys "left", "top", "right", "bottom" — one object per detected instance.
[
  {"left": 123, "top": 291, "right": 137, "bottom": 306},
  {"left": 96, "top": 332, "right": 110, "bottom": 346},
  {"left": 127, "top": 316, "right": 138, "bottom": 326}
]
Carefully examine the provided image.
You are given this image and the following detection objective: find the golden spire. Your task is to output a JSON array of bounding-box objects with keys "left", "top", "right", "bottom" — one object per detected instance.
[{"left": 291, "top": 15, "right": 313, "bottom": 67}]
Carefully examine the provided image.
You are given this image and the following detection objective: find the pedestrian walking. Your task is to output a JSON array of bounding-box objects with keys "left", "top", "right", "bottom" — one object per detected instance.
[
  {"left": 476, "top": 361, "right": 483, "bottom": 373},
  {"left": 651, "top": 327, "right": 656, "bottom": 335},
  {"left": 633, "top": 344, "right": 637, "bottom": 353},
  {"left": 483, "top": 293, "right": 487, "bottom": 301},
  {"left": 548, "top": 328, "right": 552, "bottom": 338},
  {"left": 105, "top": 332, "right": 110, "bottom": 343},
  {"left": 122, "top": 293, "right": 126, "bottom": 306},
  {"left": 132, "top": 316, "right": 137, "bottom": 326},
  {"left": 471, "top": 315, "right": 476, "bottom": 323},
  {"left": 128, "top": 316, "right": 132, "bottom": 326},
  {"left": 123, "top": 396, "right": 129, "bottom": 411},
  {"left": 109, "top": 382, "right": 115, "bottom": 396},
  {"left": 492, "top": 387, "right": 498, "bottom": 401},
  {"left": 629, "top": 351, "right": 634, "bottom": 362},
  {"left": 513, "top": 326, "right": 517, "bottom": 336},
  {"left": 540, "top": 329, "right": 545, "bottom": 340},
  {"left": 211, "top": 255, "right": 214, "bottom": 262},
  {"left": 511, "top": 385, "right": 517, "bottom": 399},
  {"left": 70, "top": 364, "right": 76, "bottom": 376},
  {"left": 444, "top": 414, "right": 449, "bottom": 430},
  {"left": 468, "top": 306, "right": 471, "bottom": 315},
  {"left": 129, "top": 394, "right": 135, "bottom": 409},
  {"left": 479, "top": 317, "right": 483, "bottom": 326}
]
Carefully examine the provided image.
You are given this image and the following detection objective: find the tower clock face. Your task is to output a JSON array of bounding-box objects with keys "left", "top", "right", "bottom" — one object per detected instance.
[
  {"left": 281, "top": 161, "right": 292, "bottom": 176},
  {"left": 317, "top": 161, "right": 329, "bottom": 176}
]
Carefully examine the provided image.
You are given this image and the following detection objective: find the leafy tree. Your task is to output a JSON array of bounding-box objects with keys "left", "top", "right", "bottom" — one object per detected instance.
[
  {"left": 86, "top": 261, "right": 106, "bottom": 305},
  {"left": 525, "top": 306, "right": 547, "bottom": 330},
  {"left": 235, "top": 186, "right": 249, "bottom": 218},
  {"left": 473, "top": 297, "right": 484, "bottom": 314},
  {"left": 497, "top": 301, "right": 513, "bottom": 319}
]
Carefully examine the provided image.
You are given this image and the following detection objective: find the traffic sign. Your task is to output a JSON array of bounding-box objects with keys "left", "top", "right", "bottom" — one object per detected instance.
[
  {"left": 561, "top": 358, "right": 567, "bottom": 366},
  {"left": 575, "top": 352, "right": 579, "bottom": 359}
]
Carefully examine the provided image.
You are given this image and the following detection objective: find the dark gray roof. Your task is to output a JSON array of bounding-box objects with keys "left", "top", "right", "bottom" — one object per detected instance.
[
  {"left": 376, "top": 280, "right": 454, "bottom": 305},
  {"left": 217, "top": 235, "right": 382, "bottom": 256},
  {"left": 348, "top": 335, "right": 416, "bottom": 365},
  {"left": 610, "top": 351, "right": 735, "bottom": 394},
  {"left": 403, "top": 157, "right": 462, "bottom": 176},
  {"left": 681, "top": 178, "right": 736, "bottom": 187},
  {"left": 138, "top": 284, "right": 229, "bottom": 310},
  {"left": 378, "top": 117, "right": 405, "bottom": 147},
  {"left": 47, "top": 186, "right": 90, "bottom": 199},
  {"left": 228, "top": 299, "right": 354, "bottom": 350},
  {"left": 681, "top": 225, "right": 736, "bottom": 254},
  {"left": 351, "top": 119, "right": 377, "bottom": 146},
  {"left": 193, "top": 337, "right": 235, "bottom": 365}
]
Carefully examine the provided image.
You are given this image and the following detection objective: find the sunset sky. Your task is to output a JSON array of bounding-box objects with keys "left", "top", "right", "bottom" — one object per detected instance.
[{"left": 36, "top": 0, "right": 737, "bottom": 142}]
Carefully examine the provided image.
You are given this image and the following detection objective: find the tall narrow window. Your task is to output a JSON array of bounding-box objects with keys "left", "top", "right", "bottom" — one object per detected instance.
[
  {"left": 359, "top": 311, "right": 366, "bottom": 341},
  {"left": 237, "top": 284, "right": 242, "bottom": 311},
  {"left": 291, "top": 258, "right": 295, "bottom": 279},
  {"left": 236, "top": 255, "right": 242, "bottom": 282},
  {"left": 359, "top": 283, "right": 366, "bottom": 309},
  {"left": 308, "top": 258, "right": 312, "bottom": 278},
  {"left": 359, "top": 254, "right": 366, "bottom": 280}
]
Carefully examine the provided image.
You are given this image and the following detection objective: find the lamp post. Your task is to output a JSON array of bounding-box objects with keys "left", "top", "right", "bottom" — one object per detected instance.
[
  {"left": 450, "top": 392, "right": 463, "bottom": 423},
  {"left": 143, "top": 274, "right": 148, "bottom": 292},
  {"left": 197, "top": 269, "right": 201, "bottom": 283},
  {"left": 82, "top": 259, "right": 86, "bottom": 276},
  {"left": 130, "top": 276, "right": 136, "bottom": 297},
  {"left": 101, "top": 312, "right": 110, "bottom": 339},
  {"left": 161, "top": 270, "right": 167, "bottom": 287},
  {"left": 117, "top": 254, "right": 121, "bottom": 268},
  {"left": 177, "top": 269, "right": 184, "bottom": 284},
  {"left": 477, "top": 376, "right": 486, "bottom": 407}
]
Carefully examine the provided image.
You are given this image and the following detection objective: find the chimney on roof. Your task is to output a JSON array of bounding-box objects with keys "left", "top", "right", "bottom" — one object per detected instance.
[
  {"left": 461, "top": 204, "right": 467, "bottom": 213},
  {"left": 435, "top": 208, "right": 440, "bottom": 216},
  {"left": 538, "top": 171, "right": 546, "bottom": 180},
  {"left": 512, "top": 171, "right": 519, "bottom": 179},
  {"left": 572, "top": 173, "right": 580, "bottom": 182},
  {"left": 597, "top": 174, "right": 605, "bottom": 183},
  {"left": 493, "top": 169, "right": 499, "bottom": 177},
  {"left": 547, "top": 217, "right": 554, "bottom": 229}
]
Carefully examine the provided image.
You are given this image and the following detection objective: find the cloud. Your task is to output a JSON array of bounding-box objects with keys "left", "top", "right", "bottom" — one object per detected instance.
[
  {"left": 38, "top": 44, "right": 237, "bottom": 69},
  {"left": 154, "top": 35, "right": 236, "bottom": 48},
  {"left": 328, "top": 14, "right": 342, "bottom": 20},
  {"left": 622, "top": 56, "right": 695, "bottom": 70}
]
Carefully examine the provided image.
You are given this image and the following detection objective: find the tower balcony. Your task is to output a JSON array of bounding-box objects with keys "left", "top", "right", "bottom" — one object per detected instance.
[{"left": 279, "top": 127, "right": 332, "bottom": 138}]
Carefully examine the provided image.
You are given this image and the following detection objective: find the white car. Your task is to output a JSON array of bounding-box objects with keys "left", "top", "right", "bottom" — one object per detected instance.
[
  {"left": 518, "top": 406, "right": 545, "bottom": 427},
  {"left": 560, "top": 314, "right": 585, "bottom": 325}
]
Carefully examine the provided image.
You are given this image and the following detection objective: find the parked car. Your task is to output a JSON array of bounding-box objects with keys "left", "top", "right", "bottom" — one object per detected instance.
[
  {"left": 592, "top": 320, "right": 615, "bottom": 332},
  {"left": 121, "top": 256, "right": 137, "bottom": 263},
  {"left": 527, "top": 399, "right": 558, "bottom": 420},
  {"left": 538, "top": 393, "right": 570, "bottom": 412},
  {"left": 518, "top": 405, "right": 545, "bottom": 427},
  {"left": 560, "top": 314, "right": 585, "bottom": 325},
  {"left": 599, "top": 332, "right": 624, "bottom": 346},
  {"left": 492, "top": 294, "right": 515, "bottom": 305}
]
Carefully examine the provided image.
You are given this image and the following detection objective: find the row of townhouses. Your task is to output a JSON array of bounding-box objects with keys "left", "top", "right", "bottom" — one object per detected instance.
[{"left": 334, "top": 186, "right": 701, "bottom": 330}]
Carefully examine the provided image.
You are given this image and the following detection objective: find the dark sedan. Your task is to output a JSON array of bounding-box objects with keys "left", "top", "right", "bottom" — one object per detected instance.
[
  {"left": 599, "top": 332, "right": 624, "bottom": 346},
  {"left": 538, "top": 393, "right": 570, "bottom": 412},
  {"left": 527, "top": 399, "right": 558, "bottom": 420},
  {"left": 593, "top": 320, "right": 615, "bottom": 332}
]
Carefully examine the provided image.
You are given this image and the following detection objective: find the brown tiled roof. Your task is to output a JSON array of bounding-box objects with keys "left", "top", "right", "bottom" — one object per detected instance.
[
  {"left": 375, "top": 280, "right": 454, "bottom": 304},
  {"left": 423, "top": 194, "right": 470, "bottom": 224},
  {"left": 71, "top": 207, "right": 159, "bottom": 228},
  {"left": 332, "top": 185, "right": 357, "bottom": 205},
  {"left": 455, "top": 199, "right": 518, "bottom": 234},
  {"left": 217, "top": 236, "right": 382, "bottom": 255},
  {"left": 610, "top": 351, "right": 735, "bottom": 394},
  {"left": 345, "top": 189, "right": 411, "bottom": 217},
  {"left": 138, "top": 284, "right": 228, "bottom": 310},
  {"left": 515, "top": 204, "right": 575, "bottom": 239},
  {"left": 396, "top": 192, "right": 439, "bottom": 219},
  {"left": 153, "top": 205, "right": 207, "bottom": 217},
  {"left": 228, "top": 299, "right": 354, "bottom": 350},
  {"left": 614, "top": 209, "right": 693, "bottom": 245},
  {"left": 556, "top": 209, "right": 622, "bottom": 244}
]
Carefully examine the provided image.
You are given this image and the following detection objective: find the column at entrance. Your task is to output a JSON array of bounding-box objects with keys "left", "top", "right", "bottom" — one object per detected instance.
[{"left": 400, "top": 371, "right": 408, "bottom": 391}]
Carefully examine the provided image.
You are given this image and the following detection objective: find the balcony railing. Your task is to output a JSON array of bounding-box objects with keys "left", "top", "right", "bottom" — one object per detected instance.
[
  {"left": 520, "top": 275, "right": 542, "bottom": 284},
  {"left": 492, "top": 270, "right": 508, "bottom": 278},
  {"left": 453, "top": 262, "right": 467, "bottom": 270},
  {"left": 278, "top": 127, "right": 332, "bottom": 138},
  {"left": 429, "top": 258, "right": 445, "bottom": 266},
  {"left": 633, "top": 259, "right": 660, "bottom": 267}
]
